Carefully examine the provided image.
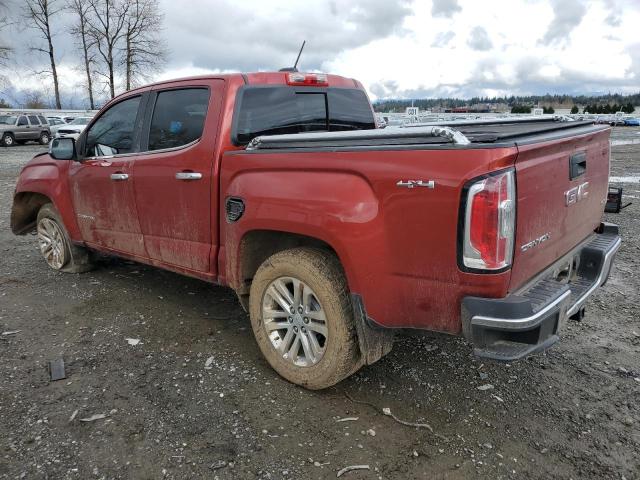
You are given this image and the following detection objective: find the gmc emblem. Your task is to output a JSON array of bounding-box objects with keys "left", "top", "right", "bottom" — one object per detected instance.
[{"left": 565, "top": 182, "right": 589, "bottom": 206}]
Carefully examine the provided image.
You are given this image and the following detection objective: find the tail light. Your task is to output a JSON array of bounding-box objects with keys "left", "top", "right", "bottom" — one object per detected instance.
[
  {"left": 286, "top": 72, "right": 328, "bottom": 86},
  {"left": 462, "top": 169, "right": 516, "bottom": 270}
]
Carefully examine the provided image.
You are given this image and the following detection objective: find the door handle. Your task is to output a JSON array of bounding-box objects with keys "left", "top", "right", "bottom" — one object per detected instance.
[
  {"left": 110, "top": 173, "right": 129, "bottom": 181},
  {"left": 175, "top": 171, "right": 202, "bottom": 181}
]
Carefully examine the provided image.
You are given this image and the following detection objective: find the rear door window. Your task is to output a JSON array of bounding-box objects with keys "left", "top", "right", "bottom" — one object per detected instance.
[
  {"left": 147, "top": 88, "right": 210, "bottom": 151},
  {"left": 234, "top": 87, "right": 375, "bottom": 145}
]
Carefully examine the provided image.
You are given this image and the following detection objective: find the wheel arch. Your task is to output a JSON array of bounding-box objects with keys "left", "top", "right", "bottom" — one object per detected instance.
[
  {"left": 12, "top": 159, "right": 82, "bottom": 240},
  {"left": 10, "top": 192, "right": 53, "bottom": 234},
  {"left": 232, "top": 229, "right": 347, "bottom": 310}
]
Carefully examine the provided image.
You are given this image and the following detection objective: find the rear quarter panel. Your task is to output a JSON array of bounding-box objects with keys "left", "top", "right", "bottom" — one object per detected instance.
[{"left": 220, "top": 146, "right": 518, "bottom": 333}]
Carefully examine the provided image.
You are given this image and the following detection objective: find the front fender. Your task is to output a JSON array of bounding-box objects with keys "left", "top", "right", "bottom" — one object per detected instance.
[{"left": 11, "top": 155, "right": 81, "bottom": 240}]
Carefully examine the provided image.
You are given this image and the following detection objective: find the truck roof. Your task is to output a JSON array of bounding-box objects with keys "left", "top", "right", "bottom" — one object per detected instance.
[{"left": 123, "top": 71, "right": 361, "bottom": 97}]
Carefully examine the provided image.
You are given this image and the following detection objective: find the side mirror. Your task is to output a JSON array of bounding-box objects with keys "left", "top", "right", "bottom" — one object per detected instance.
[{"left": 49, "top": 137, "right": 76, "bottom": 160}]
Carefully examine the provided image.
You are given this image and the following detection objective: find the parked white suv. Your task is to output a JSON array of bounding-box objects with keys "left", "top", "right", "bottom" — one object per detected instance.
[{"left": 55, "top": 116, "right": 93, "bottom": 140}]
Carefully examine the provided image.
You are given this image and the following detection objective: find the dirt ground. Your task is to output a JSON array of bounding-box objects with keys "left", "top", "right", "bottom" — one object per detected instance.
[{"left": 1, "top": 129, "right": 639, "bottom": 480}]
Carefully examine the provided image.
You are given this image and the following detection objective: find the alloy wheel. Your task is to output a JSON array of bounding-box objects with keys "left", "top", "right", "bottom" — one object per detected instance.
[
  {"left": 262, "top": 276, "right": 328, "bottom": 367},
  {"left": 37, "top": 218, "right": 66, "bottom": 269}
]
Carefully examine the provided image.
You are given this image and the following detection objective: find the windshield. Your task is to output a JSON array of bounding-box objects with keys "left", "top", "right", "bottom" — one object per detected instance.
[
  {"left": 234, "top": 87, "right": 375, "bottom": 145},
  {"left": 70, "top": 117, "right": 92, "bottom": 125},
  {"left": 0, "top": 115, "right": 17, "bottom": 125}
]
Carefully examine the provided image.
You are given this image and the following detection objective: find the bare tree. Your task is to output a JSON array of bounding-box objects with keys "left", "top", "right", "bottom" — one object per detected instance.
[
  {"left": 68, "top": 0, "right": 96, "bottom": 108},
  {"left": 120, "top": 0, "right": 165, "bottom": 91},
  {"left": 24, "top": 89, "right": 48, "bottom": 108},
  {"left": 23, "top": 0, "right": 63, "bottom": 108},
  {"left": 1, "top": 0, "right": 13, "bottom": 66},
  {"left": 85, "top": 0, "right": 130, "bottom": 99}
]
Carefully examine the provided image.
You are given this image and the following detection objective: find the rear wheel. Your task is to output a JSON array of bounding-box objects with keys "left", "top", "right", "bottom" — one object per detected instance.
[
  {"left": 36, "top": 203, "right": 94, "bottom": 273},
  {"left": 249, "top": 248, "right": 362, "bottom": 389},
  {"left": 38, "top": 132, "right": 50, "bottom": 145},
  {"left": 1, "top": 133, "right": 15, "bottom": 147}
]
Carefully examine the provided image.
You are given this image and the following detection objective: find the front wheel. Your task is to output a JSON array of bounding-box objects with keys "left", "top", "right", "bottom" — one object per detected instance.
[
  {"left": 36, "top": 203, "right": 94, "bottom": 273},
  {"left": 249, "top": 248, "right": 362, "bottom": 390},
  {"left": 1, "top": 133, "right": 15, "bottom": 147}
]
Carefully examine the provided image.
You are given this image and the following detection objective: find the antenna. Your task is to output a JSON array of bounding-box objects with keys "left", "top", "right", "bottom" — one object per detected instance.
[
  {"left": 279, "top": 40, "right": 306, "bottom": 72},
  {"left": 293, "top": 40, "right": 306, "bottom": 70}
]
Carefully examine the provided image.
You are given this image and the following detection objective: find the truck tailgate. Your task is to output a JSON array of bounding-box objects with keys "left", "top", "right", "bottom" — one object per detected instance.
[{"left": 509, "top": 126, "right": 611, "bottom": 290}]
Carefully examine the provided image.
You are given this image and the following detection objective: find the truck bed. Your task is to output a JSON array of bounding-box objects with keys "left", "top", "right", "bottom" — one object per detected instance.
[{"left": 245, "top": 118, "right": 600, "bottom": 150}]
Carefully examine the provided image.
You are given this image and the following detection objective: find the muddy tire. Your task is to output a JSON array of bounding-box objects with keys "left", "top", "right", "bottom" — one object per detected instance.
[
  {"left": 1, "top": 133, "right": 15, "bottom": 147},
  {"left": 249, "top": 248, "right": 362, "bottom": 390},
  {"left": 36, "top": 203, "right": 94, "bottom": 273}
]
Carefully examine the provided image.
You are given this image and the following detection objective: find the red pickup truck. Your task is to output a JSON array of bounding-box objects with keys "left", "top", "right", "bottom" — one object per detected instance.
[{"left": 11, "top": 72, "right": 621, "bottom": 389}]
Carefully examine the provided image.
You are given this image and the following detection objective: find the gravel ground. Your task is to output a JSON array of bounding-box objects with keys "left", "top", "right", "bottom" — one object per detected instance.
[{"left": 1, "top": 129, "right": 639, "bottom": 480}]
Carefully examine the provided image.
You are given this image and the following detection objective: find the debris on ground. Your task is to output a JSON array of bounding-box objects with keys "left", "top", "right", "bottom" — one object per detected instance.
[
  {"left": 477, "top": 384, "right": 494, "bottom": 391},
  {"left": 382, "top": 407, "right": 434, "bottom": 432},
  {"left": 79, "top": 414, "right": 107, "bottom": 422},
  {"left": 125, "top": 338, "right": 141, "bottom": 346},
  {"left": 1, "top": 330, "right": 21, "bottom": 336},
  {"left": 209, "top": 460, "right": 227, "bottom": 470},
  {"left": 48, "top": 358, "right": 66, "bottom": 381},
  {"left": 336, "top": 465, "right": 370, "bottom": 477},
  {"left": 69, "top": 410, "right": 79, "bottom": 422},
  {"left": 336, "top": 417, "right": 359, "bottom": 422},
  {"left": 204, "top": 356, "right": 215, "bottom": 369}
]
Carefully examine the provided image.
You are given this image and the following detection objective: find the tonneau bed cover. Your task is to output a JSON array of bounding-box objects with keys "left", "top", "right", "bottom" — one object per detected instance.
[{"left": 245, "top": 118, "right": 600, "bottom": 150}]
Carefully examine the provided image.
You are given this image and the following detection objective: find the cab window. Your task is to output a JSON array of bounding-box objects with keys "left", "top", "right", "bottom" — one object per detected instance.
[
  {"left": 233, "top": 87, "right": 375, "bottom": 145},
  {"left": 85, "top": 96, "right": 141, "bottom": 157},
  {"left": 147, "top": 88, "right": 210, "bottom": 151}
]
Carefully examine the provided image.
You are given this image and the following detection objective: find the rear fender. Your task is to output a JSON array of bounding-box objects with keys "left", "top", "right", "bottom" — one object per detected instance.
[{"left": 221, "top": 169, "right": 380, "bottom": 294}]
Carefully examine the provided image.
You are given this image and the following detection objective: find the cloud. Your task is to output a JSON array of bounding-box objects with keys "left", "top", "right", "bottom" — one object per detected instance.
[
  {"left": 162, "top": 0, "right": 413, "bottom": 73},
  {"left": 431, "top": 0, "right": 461, "bottom": 18},
  {"left": 431, "top": 30, "right": 455, "bottom": 48},
  {"left": 604, "top": 0, "right": 622, "bottom": 26},
  {"left": 539, "top": 0, "right": 587, "bottom": 46},
  {"left": 467, "top": 26, "right": 492, "bottom": 51},
  {"left": 625, "top": 42, "right": 640, "bottom": 79},
  {"left": 369, "top": 79, "right": 400, "bottom": 98}
]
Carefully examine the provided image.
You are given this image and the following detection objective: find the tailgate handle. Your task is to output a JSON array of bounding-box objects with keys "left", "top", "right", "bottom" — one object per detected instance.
[{"left": 569, "top": 152, "right": 587, "bottom": 180}]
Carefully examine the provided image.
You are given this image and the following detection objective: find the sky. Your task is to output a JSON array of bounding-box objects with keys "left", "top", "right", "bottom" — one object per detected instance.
[{"left": 0, "top": 0, "right": 639, "bottom": 106}]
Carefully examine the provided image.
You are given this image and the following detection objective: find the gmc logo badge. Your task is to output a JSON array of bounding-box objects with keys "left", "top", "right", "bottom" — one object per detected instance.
[{"left": 565, "top": 182, "right": 589, "bottom": 206}]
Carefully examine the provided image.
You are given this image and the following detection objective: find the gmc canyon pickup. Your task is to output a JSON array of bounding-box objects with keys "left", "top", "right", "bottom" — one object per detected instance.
[{"left": 10, "top": 72, "right": 621, "bottom": 389}]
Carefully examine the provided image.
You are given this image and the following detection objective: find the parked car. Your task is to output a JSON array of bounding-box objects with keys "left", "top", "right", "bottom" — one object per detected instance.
[
  {"left": 623, "top": 118, "right": 640, "bottom": 126},
  {"left": 55, "top": 116, "right": 93, "bottom": 140},
  {"left": 46, "top": 116, "right": 68, "bottom": 136},
  {"left": 10, "top": 72, "right": 620, "bottom": 390},
  {"left": 0, "top": 113, "right": 51, "bottom": 146}
]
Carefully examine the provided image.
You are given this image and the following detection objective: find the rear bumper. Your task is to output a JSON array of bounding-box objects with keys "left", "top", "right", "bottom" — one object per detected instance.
[{"left": 461, "top": 223, "right": 621, "bottom": 361}]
